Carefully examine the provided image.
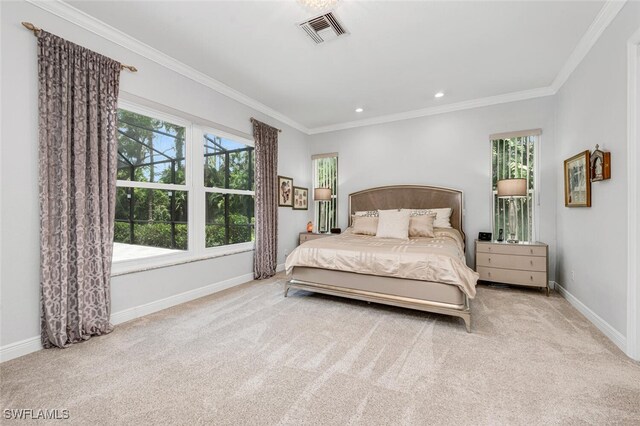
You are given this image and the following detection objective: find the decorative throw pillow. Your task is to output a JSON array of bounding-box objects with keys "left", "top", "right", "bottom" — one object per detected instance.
[
  {"left": 376, "top": 209, "right": 410, "bottom": 239},
  {"left": 354, "top": 210, "right": 379, "bottom": 217},
  {"left": 352, "top": 216, "right": 378, "bottom": 236},
  {"left": 409, "top": 213, "right": 436, "bottom": 237},
  {"left": 402, "top": 207, "right": 453, "bottom": 228}
]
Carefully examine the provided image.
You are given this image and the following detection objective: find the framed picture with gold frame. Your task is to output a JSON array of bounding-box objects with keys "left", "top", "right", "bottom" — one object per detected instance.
[
  {"left": 590, "top": 145, "right": 611, "bottom": 182},
  {"left": 564, "top": 150, "right": 591, "bottom": 207}
]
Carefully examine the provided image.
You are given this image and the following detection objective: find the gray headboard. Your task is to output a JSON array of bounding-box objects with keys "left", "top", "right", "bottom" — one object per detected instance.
[{"left": 348, "top": 184, "right": 465, "bottom": 242}]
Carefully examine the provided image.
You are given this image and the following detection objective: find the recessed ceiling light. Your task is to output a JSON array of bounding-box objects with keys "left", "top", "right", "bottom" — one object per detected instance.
[
  {"left": 434, "top": 92, "right": 444, "bottom": 98},
  {"left": 355, "top": 108, "right": 364, "bottom": 112}
]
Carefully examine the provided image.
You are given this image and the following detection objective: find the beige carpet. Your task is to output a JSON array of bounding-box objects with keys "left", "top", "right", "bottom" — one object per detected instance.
[{"left": 1, "top": 274, "right": 639, "bottom": 425}]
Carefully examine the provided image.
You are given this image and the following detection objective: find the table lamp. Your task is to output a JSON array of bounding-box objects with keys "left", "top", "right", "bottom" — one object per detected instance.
[
  {"left": 314, "top": 188, "right": 332, "bottom": 233},
  {"left": 497, "top": 178, "right": 527, "bottom": 243}
]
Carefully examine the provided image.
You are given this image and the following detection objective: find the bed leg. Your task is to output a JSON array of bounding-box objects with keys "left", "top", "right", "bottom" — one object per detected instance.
[
  {"left": 284, "top": 283, "right": 290, "bottom": 298},
  {"left": 462, "top": 315, "right": 471, "bottom": 333}
]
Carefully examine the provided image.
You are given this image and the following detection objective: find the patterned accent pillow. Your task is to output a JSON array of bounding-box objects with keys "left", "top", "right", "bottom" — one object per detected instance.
[
  {"left": 354, "top": 210, "right": 379, "bottom": 217},
  {"left": 402, "top": 208, "right": 452, "bottom": 228}
]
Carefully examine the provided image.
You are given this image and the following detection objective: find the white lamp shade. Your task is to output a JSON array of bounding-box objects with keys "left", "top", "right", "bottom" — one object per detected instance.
[
  {"left": 314, "top": 188, "right": 332, "bottom": 201},
  {"left": 497, "top": 178, "right": 527, "bottom": 197}
]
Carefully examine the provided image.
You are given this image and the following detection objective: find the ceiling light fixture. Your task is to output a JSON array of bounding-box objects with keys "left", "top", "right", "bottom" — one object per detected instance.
[
  {"left": 434, "top": 92, "right": 445, "bottom": 98},
  {"left": 355, "top": 108, "right": 364, "bottom": 113},
  {"left": 297, "top": 0, "right": 340, "bottom": 11}
]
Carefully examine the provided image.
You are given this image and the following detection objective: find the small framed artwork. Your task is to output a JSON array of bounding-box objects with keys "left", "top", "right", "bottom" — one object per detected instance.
[
  {"left": 278, "top": 176, "right": 293, "bottom": 207},
  {"left": 590, "top": 144, "right": 611, "bottom": 182},
  {"left": 564, "top": 150, "right": 591, "bottom": 207},
  {"left": 293, "top": 187, "right": 309, "bottom": 210}
]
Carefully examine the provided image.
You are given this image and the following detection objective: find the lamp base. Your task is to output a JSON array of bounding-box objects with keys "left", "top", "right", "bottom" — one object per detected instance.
[{"left": 507, "top": 238, "right": 520, "bottom": 244}]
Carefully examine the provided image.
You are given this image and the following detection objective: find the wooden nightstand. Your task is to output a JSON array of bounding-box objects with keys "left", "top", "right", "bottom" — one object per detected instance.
[
  {"left": 475, "top": 240, "right": 549, "bottom": 296},
  {"left": 299, "top": 232, "right": 333, "bottom": 245}
]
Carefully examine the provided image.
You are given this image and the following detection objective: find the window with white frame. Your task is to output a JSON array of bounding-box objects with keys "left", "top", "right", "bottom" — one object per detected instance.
[
  {"left": 312, "top": 153, "right": 338, "bottom": 232},
  {"left": 491, "top": 131, "right": 538, "bottom": 242},
  {"left": 113, "top": 102, "right": 255, "bottom": 264},
  {"left": 203, "top": 133, "right": 255, "bottom": 247}
]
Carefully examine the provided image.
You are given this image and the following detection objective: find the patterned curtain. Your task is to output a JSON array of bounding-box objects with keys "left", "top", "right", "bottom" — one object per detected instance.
[
  {"left": 252, "top": 119, "right": 279, "bottom": 279},
  {"left": 38, "top": 31, "right": 121, "bottom": 348}
]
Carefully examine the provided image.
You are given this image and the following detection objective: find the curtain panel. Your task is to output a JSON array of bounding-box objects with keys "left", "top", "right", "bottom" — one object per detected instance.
[
  {"left": 38, "top": 31, "right": 121, "bottom": 348},
  {"left": 252, "top": 119, "right": 279, "bottom": 279}
]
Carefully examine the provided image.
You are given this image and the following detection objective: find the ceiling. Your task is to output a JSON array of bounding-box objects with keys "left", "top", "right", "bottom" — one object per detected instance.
[{"left": 68, "top": 0, "right": 605, "bottom": 131}]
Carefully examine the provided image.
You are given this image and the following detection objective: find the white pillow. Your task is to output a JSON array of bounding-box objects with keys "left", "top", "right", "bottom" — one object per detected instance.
[
  {"left": 402, "top": 208, "right": 452, "bottom": 228},
  {"left": 352, "top": 216, "right": 378, "bottom": 236},
  {"left": 376, "top": 209, "right": 410, "bottom": 239},
  {"left": 354, "top": 210, "right": 379, "bottom": 217}
]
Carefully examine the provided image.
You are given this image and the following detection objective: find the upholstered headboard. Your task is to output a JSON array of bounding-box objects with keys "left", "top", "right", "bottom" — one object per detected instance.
[{"left": 348, "top": 185, "right": 465, "bottom": 241}]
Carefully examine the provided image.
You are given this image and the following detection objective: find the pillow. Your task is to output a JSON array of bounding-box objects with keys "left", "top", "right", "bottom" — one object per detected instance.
[
  {"left": 402, "top": 207, "right": 453, "bottom": 228},
  {"left": 409, "top": 213, "right": 436, "bottom": 237},
  {"left": 376, "top": 209, "right": 410, "bottom": 239},
  {"left": 354, "top": 210, "right": 379, "bottom": 217},
  {"left": 352, "top": 216, "right": 378, "bottom": 236}
]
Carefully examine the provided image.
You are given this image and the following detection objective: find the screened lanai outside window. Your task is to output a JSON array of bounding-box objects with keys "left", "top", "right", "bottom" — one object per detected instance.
[
  {"left": 114, "top": 108, "right": 189, "bottom": 260},
  {"left": 491, "top": 131, "right": 538, "bottom": 242},
  {"left": 204, "top": 134, "right": 255, "bottom": 247}
]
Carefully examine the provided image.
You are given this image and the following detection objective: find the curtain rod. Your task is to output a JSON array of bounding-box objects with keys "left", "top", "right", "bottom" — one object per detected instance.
[
  {"left": 250, "top": 117, "right": 282, "bottom": 133},
  {"left": 21, "top": 22, "right": 138, "bottom": 72}
]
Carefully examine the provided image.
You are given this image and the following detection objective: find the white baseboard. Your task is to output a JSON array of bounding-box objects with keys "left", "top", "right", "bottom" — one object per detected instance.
[
  {"left": 554, "top": 281, "right": 627, "bottom": 353},
  {"left": 0, "top": 336, "right": 43, "bottom": 363},
  {"left": 110, "top": 272, "right": 254, "bottom": 325},
  {"left": 0, "top": 271, "right": 256, "bottom": 363}
]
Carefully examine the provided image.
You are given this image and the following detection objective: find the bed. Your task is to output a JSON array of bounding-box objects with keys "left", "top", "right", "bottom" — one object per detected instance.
[{"left": 284, "top": 185, "right": 478, "bottom": 332}]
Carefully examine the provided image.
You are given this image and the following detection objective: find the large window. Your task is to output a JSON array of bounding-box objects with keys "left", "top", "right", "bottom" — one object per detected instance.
[
  {"left": 203, "top": 134, "right": 255, "bottom": 247},
  {"left": 113, "top": 102, "right": 255, "bottom": 266},
  {"left": 312, "top": 153, "right": 338, "bottom": 232},
  {"left": 491, "top": 130, "right": 538, "bottom": 242},
  {"left": 115, "top": 109, "right": 189, "bottom": 253}
]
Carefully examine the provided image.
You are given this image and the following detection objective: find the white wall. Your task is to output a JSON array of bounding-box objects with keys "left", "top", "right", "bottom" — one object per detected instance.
[
  {"left": 0, "top": 0, "right": 310, "bottom": 348},
  {"left": 554, "top": 2, "right": 639, "bottom": 338},
  {"left": 309, "top": 97, "right": 557, "bottom": 272}
]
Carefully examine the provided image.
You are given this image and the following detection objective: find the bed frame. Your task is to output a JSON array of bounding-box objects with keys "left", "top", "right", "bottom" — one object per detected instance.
[{"left": 285, "top": 185, "right": 471, "bottom": 332}]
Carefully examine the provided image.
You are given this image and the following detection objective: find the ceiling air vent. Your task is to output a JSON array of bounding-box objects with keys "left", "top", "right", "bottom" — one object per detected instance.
[{"left": 299, "top": 12, "right": 348, "bottom": 44}]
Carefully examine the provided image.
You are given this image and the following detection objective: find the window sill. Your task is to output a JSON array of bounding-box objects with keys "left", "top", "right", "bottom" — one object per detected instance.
[{"left": 111, "top": 243, "right": 254, "bottom": 277}]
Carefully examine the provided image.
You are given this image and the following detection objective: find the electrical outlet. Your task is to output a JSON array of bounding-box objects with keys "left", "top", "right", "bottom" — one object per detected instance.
[{"left": 571, "top": 270, "right": 575, "bottom": 281}]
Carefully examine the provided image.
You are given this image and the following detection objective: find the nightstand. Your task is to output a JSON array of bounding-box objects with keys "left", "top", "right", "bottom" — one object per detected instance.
[
  {"left": 299, "top": 232, "right": 333, "bottom": 245},
  {"left": 475, "top": 240, "right": 549, "bottom": 296}
]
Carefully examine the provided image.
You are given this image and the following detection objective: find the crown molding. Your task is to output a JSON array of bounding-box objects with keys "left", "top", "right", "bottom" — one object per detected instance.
[
  {"left": 25, "top": 0, "right": 310, "bottom": 134},
  {"left": 550, "top": 0, "right": 627, "bottom": 92},
  {"left": 26, "top": 0, "right": 625, "bottom": 136},
  {"left": 307, "top": 86, "right": 555, "bottom": 134}
]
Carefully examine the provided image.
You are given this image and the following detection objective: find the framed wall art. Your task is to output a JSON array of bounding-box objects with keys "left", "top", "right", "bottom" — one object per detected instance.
[
  {"left": 590, "top": 144, "right": 611, "bottom": 182},
  {"left": 293, "top": 186, "right": 309, "bottom": 210},
  {"left": 564, "top": 150, "right": 591, "bottom": 207},
  {"left": 278, "top": 176, "right": 293, "bottom": 207}
]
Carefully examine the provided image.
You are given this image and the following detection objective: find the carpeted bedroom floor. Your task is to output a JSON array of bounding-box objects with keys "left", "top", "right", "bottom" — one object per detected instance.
[{"left": 1, "top": 273, "right": 639, "bottom": 425}]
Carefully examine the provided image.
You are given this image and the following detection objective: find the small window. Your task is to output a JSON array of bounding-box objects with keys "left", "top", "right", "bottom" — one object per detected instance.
[
  {"left": 491, "top": 132, "right": 537, "bottom": 242},
  {"left": 312, "top": 154, "right": 338, "bottom": 232}
]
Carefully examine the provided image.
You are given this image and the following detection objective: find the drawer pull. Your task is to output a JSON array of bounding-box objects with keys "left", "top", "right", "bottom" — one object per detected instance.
[
  {"left": 530, "top": 249, "right": 533, "bottom": 254},
  {"left": 530, "top": 260, "right": 533, "bottom": 266},
  {"left": 488, "top": 272, "right": 492, "bottom": 277},
  {"left": 488, "top": 258, "right": 491, "bottom": 263},
  {"left": 488, "top": 247, "right": 491, "bottom": 251},
  {"left": 530, "top": 275, "right": 533, "bottom": 280}
]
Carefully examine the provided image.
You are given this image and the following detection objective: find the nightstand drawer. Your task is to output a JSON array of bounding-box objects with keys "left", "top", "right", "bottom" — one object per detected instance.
[
  {"left": 476, "top": 243, "right": 546, "bottom": 257},
  {"left": 299, "top": 233, "right": 331, "bottom": 244},
  {"left": 477, "top": 267, "right": 547, "bottom": 287},
  {"left": 476, "top": 253, "right": 546, "bottom": 272}
]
